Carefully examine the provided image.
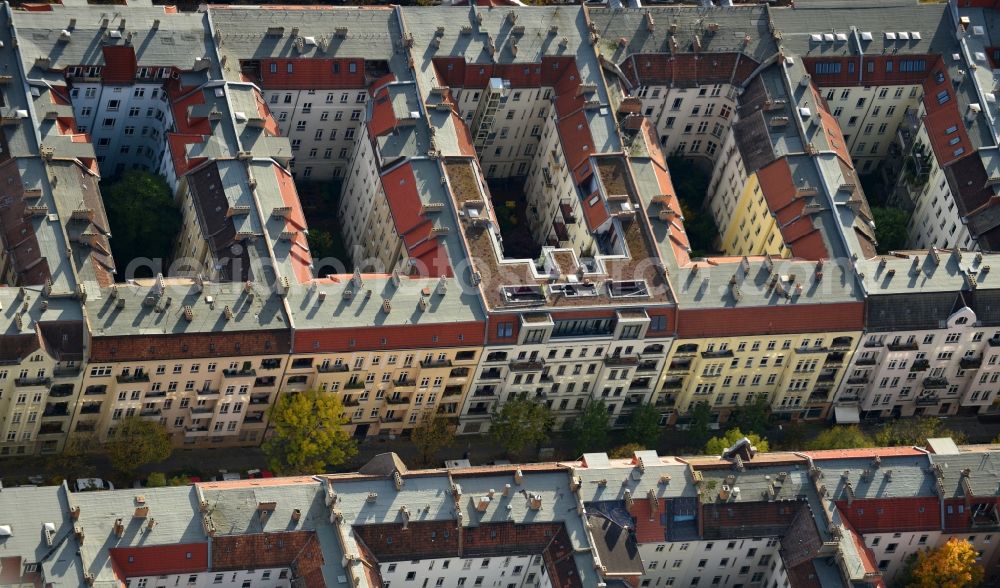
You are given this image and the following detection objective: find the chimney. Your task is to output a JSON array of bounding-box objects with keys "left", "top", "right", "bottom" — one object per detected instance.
[
  {"left": 418, "top": 296, "right": 428, "bottom": 312},
  {"left": 223, "top": 305, "right": 233, "bottom": 320},
  {"left": 393, "top": 471, "right": 404, "bottom": 491},
  {"left": 382, "top": 298, "right": 392, "bottom": 314},
  {"left": 366, "top": 492, "right": 378, "bottom": 504},
  {"left": 502, "top": 483, "right": 511, "bottom": 497},
  {"left": 476, "top": 496, "right": 491, "bottom": 512},
  {"left": 74, "top": 524, "right": 85, "bottom": 544},
  {"left": 292, "top": 509, "right": 301, "bottom": 522},
  {"left": 436, "top": 275, "right": 447, "bottom": 295},
  {"left": 514, "top": 468, "right": 523, "bottom": 485},
  {"left": 623, "top": 488, "right": 634, "bottom": 513},
  {"left": 183, "top": 306, "right": 194, "bottom": 321},
  {"left": 133, "top": 506, "right": 149, "bottom": 519},
  {"left": 528, "top": 493, "right": 542, "bottom": 510},
  {"left": 400, "top": 506, "right": 410, "bottom": 529},
  {"left": 113, "top": 518, "right": 125, "bottom": 538}
]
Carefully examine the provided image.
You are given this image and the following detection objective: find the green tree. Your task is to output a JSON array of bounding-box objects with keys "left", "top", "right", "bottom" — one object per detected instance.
[
  {"left": 688, "top": 402, "right": 713, "bottom": 441},
  {"left": 490, "top": 397, "right": 554, "bottom": 457},
  {"left": 47, "top": 433, "right": 99, "bottom": 482},
  {"left": 570, "top": 400, "right": 611, "bottom": 455},
  {"left": 874, "top": 417, "right": 967, "bottom": 448},
  {"left": 609, "top": 443, "right": 645, "bottom": 459},
  {"left": 307, "top": 228, "right": 335, "bottom": 259},
  {"left": 704, "top": 428, "right": 770, "bottom": 455},
  {"left": 625, "top": 403, "right": 662, "bottom": 447},
  {"left": 806, "top": 425, "right": 876, "bottom": 450},
  {"left": 101, "top": 171, "right": 182, "bottom": 277},
  {"left": 872, "top": 206, "right": 911, "bottom": 254},
  {"left": 905, "top": 538, "right": 984, "bottom": 588},
  {"left": 411, "top": 414, "right": 455, "bottom": 465},
  {"left": 104, "top": 417, "right": 172, "bottom": 477},
  {"left": 168, "top": 475, "right": 192, "bottom": 486},
  {"left": 731, "top": 396, "right": 771, "bottom": 434},
  {"left": 146, "top": 472, "right": 167, "bottom": 488},
  {"left": 263, "top": 390, "right": 357, "bottom": 475}
]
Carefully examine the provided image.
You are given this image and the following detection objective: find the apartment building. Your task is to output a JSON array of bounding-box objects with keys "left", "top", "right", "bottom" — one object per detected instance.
[
  {"left": 12, "top": 440, "right": 1000, "bottom": 587},
  {"left": 831, "top": 249, "right": 1000, "bottom": 420}
]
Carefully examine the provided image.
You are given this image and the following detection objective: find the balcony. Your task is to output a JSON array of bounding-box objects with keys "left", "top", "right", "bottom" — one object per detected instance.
[
  {"left": 380, "top": 415, "right": 404, "bottom": 424},
  {"left": 140, "top": 408, "right": 162, "bottom": 418},
  {"left": 808, "top": 388, "right": 831, "bottom": 403},
  {"left": 444, "top": 386, "right": 463, "bottom": 397},
  {"left": 509, "top": 360, "right": 544, "bottom": 372},
  {"left": 318, "top": 363, "right": 350, "bottom": 374},
  {"left": 910, "top": 359, "right": 930, "bottom": 372},
  {"left": 923, "top": 377, "right": 949, "bottom": 390},
  {"left": 145, "top": 390, "right": 167, "bottom": 398},
  {"left": 916, "top": 395, "right": 941, "bottom": 406},
  {"left": 847, "top": 376, "right": 869, "bottom": 385},
  {"left": 450, "top": 367, "right": 470, "bottom": 378},
  {"left": 49, "top": 384, "right": 74, "bottom": 398},
  {"left": 43, "top": 403, "right": 69, "bottom": 417},
  {"left": 345, "top": 381, "right": 366, "bottom": 390},
  {"left": 604, "top": 355, "right": 639, "bottom": 366},
  {"left": 189, "top": 406, "right": 215, "bottom": 415},
  {"left": 38, "top": 422, "right": 63, "bottom": 435},
  {"left": 116, "top": 373, "right": 149, "bottom": 384},
  {"left": 249, "top": 394, "right": 270, "bottom": 405},
  {"left": 960, "top": 356, "right": 983, "bottom": 370},
  {"left": 80, "top": 403, "right": 102, "bottom": 414},
  {"left": 53, "top": 367, "right": 81, "bottom": 378},
  {"left": 655, "top": 395, "right": 676, "bottom": 407},
  {"left": 673, "top": 344, "right": 699, "bottom": 356},
  {"left": 197, "top": 388, "right": 220, "bottom": 396},
  {"left": 637, "top": 360, "right": 659, "bottom": 373},
  {"left": 864, "top": 340, "right": 885, "bottom": 348},
  {"left": 989, "top": 336, "right": 1000, "bottom": 348},
  {"left": 667, "top": 360, "right": 692, "bottom": 374},
  {"left": 420, "top": 358, "right": 453, "bottom": 369},
  {"left": 342, "top": 398, "right": 360, "bottom": 407},
  {"left": 480, "top": 369, "right": 503, "bottom": 380},
  {"left": 887, "top": 341, "right": 919, "bottom": 352},
  {"left": 825, "top": 352, "right": 845, "bottom": 366},
  {"left": 15, "top": 376, "right": 52, "bottom": 387},
  {"left": 855, "top": 357, "right": 877, "bottom": 366},
  {"left": 185, "top": 426, "right": 211, "bottom": 437},
  {"left": 223, "top": 368, "right": 256, "bottom": 379},
  {"left": 243, "top": 414, "right": 265, "bottom": 424},
  {"left": 473, "top": 388, "right": 497, "bottom": 397},
  {"left": 468, "top": 405, "right": 491, "bottom": 415},
  {"left": 85, "top": 385, "right": 107, "bottom": 395},
  {"left": 386, "top": 395, "right": 410, "bottom": 405},
  {"left": 662, "top": 378, "right": 684, "bottom": 390},
  {"left": 817, "top": 372, "right": 837, "bottom": 383},
  {"left": 700, "top": 350, "right": 734, "bottom": 359}
]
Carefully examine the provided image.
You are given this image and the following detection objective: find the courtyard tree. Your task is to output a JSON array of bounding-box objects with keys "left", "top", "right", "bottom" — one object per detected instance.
[
  {"left": 730, "top": 396, "right": 771, "bottom": 435},
  {"left": 411, "top": 414, "right": 456, "bottom": 465},
  {"left": 569, "top": 400, "right": 611, "bottom": 455},
  {"left": 263, "top": 390, "right": 357, "bottom": 475},
  {"left": 904, "top": 538, "right": 984, "bottom": 588},
  {"left": 490, "top": 397, "right": 554, "bottom": 457},
  {"left": 101, "top": 171, "right": 182, "bottom": 277},
  {"left": 609, "top": 443, "right": 646, "bottom": 459},
  {"left": 704, "top": 428, "right": 770, "bottom": 455},
  {"left": 104, "top": 416, "right": 172, "bottom": 478},
  {"left": 625, "top": 403, "right": 662, "bottom": 448},
  {"left": 874, "top": 417, "right": 966, "bottom": 447},
  {"left": 872, "top": 206, "right": 911, "bottom": 254}
]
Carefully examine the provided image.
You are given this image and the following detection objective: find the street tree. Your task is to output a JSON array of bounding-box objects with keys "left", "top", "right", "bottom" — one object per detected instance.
[
  {"left": 263, "top": 390, "right": 357, "bottom": 475},
  {"left": 874, "top": 417, "right": 967, "bottom": 447},
  {"left": 806, "top": 425, "right": 876, "bottom": 450},
  {"left": 905, "top": 538, "right": 984, "bottom": 588},
  {"left": 411, "top": 414, "right": 455, "bottom": 465},
  {"left": 104, "top": 417, "right": 172, "bottom": 478},
  {"left": 490, "top": 397, "right": 554, "bottom": 457},
  {"left": 704, "top": 428, "right": 770, "bottom": 455},
  {"left": 570, "top": 400, "right": 610, "bottom": 455},
  {"left": 609, "top": 443, "right": 645, "bottom": 459},
  {"left": 688, "top": 402, "right": 713, "bottom": 441},
  {"left": 730, "top": 396, "right": 771, "bottom": 434},
  {"left": 625, "top": 403, "right": 662, "bottom": 448}
]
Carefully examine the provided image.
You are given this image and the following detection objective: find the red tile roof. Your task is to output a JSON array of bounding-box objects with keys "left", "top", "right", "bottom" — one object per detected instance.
[
  {"left": 101, "top": 46, "right": 138, "bottom": 84},
  {"left": 383, "top": 163, "right": 452, "bottom": 277},
  {"left": 630, "top": 498, "right": 667, "bottom": 543},
  {"left": 109, "top": 544, "right": 209, "bottom": 579},
  {"left": 677, "top": 302, "right": 864, "bottom": 338},
  {"left": 757, "top": 158, "right": 830, "bottom": 260},
  {"left": 90, "top": 331, "right": 291, "bottom": 362},
  {"left": 834, "top": 497, "right": 941, "bottom": 534},
  {"left": 258, "top": 58, "right": 365, "bottom": 90},
  {"left": 294, "top": 321, "right": 484, "bottom": 353},
  {"left": 271, "top": 164, "right": 313, "bottom": 284}
]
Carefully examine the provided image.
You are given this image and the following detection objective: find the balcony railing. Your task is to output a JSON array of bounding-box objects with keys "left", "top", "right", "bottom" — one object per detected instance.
[
  {"left": 916, "top": 395, "right": 941, "bottom": 406},
  {"left": 318, "top": 363, "right": 350, "bottom": 373},
  {"left": 197, "top": 388, "right": 220, "bottom": 396},
  {"left": 855, "top": 357, "right": 877, "bottom": 366},
  {"left": 960, "top": 356, "right": 983, "bottom": 370},
  {"left": 509, "top": 360, "right": 544, "bottom": 372},
  {"left": 910, "top": 359, "right": 930, "bottom": 372},
  {"left": 923, "top": 377, "right": 948, "bottom": 390},
  {"left": 637, "top": 361, "right": 659, "bottom": 372},
  {"left": 847, "top": 376, "right": 869, "bottom": 385},
  {"left": 420, "top": 359, "right": 453, "bottom": 369},
  {"left": 342, "top": 398, "right": 360, "bottom": 407},
  {"left": 189, "top": 406, "right": 215, "bottom": 415},
  {"left": 345, "top": 381, "right": 366, "bottom": 390},
  {"left": 663, "top": 378, "right": 684, "bottom": 390},
  {"left": 223, "top": 368, "right": 256, "bottom": 378},
  {"left": 243, "top": 414, "right": 265, "bottom": 424},
  {"left": 394, "top": 379, "right": 417, "bottom": 389},
  {"left": 14, "top": 376, "right": 52, "bottom": 387},
  {"left": 145, "top": 390, "right": 167, "bottom": 398},
  {"left": 700, "top": 350, "right": 734, "bottom": 359},
  {"left": 380, "top": 415, "right": 404, "bottom": 423},
  {"left": 386, "top": 396, "right": 410, "bottom": 405},
  {"left": 604, "top": 355, "right": 639, "bottom": 366},
  {"left": 140, "top": 408, "right": 162, "bottom": 417},
  {"left": 473, "top": 388, "right": 497, "bottom": 397},
  {"left": 887, "top": 341, "right": 919, "bottom": 352},
  {"left": 989, "top": 337, "right": 1000, "bottom": 348},
  {"left": 52, "top": 367, "right": 81, "bottom": 378},
  {"left": 116, "top": 373, "right": 149, "bottom": 384}
]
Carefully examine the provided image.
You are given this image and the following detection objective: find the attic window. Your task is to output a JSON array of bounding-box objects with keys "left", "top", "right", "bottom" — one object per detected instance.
[
  {"left": 946, "top": 125, "right": 958, "bottom": 134},
  {"left": 186, "top": 552, "right": 192, "bottom": 559},
  {"left": 349, "top": 63, "right": 357, "bottom": 73},
  {"left": 287, "top": 63, "right": 293, "bottom": 74}
]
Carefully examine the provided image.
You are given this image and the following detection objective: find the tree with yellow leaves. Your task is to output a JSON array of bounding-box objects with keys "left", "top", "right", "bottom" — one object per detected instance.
[{"left": 905, "top": 538, "right": 983, "bottom": 588}]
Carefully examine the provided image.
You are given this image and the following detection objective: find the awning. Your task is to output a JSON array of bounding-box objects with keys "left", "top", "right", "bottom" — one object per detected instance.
[{"left": 834, "top": 405, "right": 861, "bottom": 424}]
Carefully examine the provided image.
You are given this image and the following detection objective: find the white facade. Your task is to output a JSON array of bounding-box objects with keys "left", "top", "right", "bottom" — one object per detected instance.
[
  {"left": 379, "top": 555, "right": 549, "bottom": 588},
  {"left": 456, "top": 86, "right": 549, "bottom": 180},
  {"left": 264, "top": 88, "right": 367, "bottom": 182},
  {"left": 637, "top": 537, "right": 788, "bottom": 588},
  {"left": 637, "top": 83, "right": 737, "bottom": 162},
  {"left": 834, "top": 305, "right": 1000, "bottom": 418},
  {"left": 124, "top": 567, "right": 291, "bottom": 588},
  {"left": 819, "top": 83, "right": 920, "bottom": 171}
]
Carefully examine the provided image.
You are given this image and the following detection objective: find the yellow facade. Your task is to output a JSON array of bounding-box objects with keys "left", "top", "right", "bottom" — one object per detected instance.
[
  {"left": 718, "top": 173, "right": 788, "bottom": 258},
  {"left": 658, "top": 330, "right": 862, "bottom": 423}
]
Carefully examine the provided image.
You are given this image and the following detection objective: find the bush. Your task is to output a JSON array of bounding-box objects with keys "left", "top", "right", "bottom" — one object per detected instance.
[{"left": 146, "top": 472, "right": 167, "bottom": 488}]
